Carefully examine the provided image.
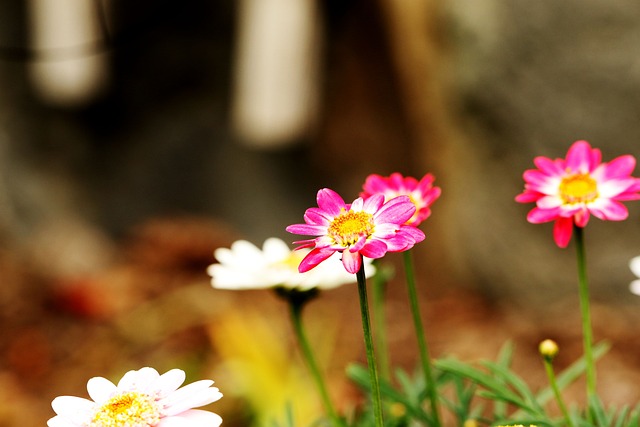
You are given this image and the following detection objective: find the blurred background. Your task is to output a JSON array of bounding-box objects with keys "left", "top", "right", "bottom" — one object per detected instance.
[{"left": 2, "top": 0, "right": 640, "bottom": 425}]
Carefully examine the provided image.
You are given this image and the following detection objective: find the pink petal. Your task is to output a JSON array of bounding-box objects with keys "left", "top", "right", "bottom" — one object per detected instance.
[
  {"left": 351, "top": 197, "right": 365, "bottom": 211},
  {"left": 362, "top": 174, "right": 388, "bottom": 196},
  {"left": 615, "top": 179, "right": 640, "bottom": 200},
  {"left": 299, "top": 248, "right": 335, "bottom": 272},
  {"left": 383, "top": 229, "right": 420, "bottom": 252},
  {"left": 522, "top": 169, "right": 554, "bottom": 187},
  {"left": 565, "top": 140, "right": 595, "bottom": 173},
  {"left": 360, "top": 239, "right": 388, "bottom": 258},
  {"left": 598, "top": 178, "right": 638, "bottom": 198},
  {"left": 374, "top": 195, "right": 415, "bottom": 225},
  {"left": 589, "top": 199, "right": 629, "bottom": 221},
  {"left": 286, "top": 223, "right": 327, "bottom": 236},
  {"left": 603, "top": 155, "right": 636, "bottom": 179},
  {"left": 362, "top": 193, "right": 385, "bottom": 213},
  {"left": 316, "top": 188, "right": 346, "bottom": 216},
  {"left": 421, "top": 186, "right": 441, "bottom": 204},
  {"left": 574, "top": 209, "right": 590, "bottom": 227},
  {"left": 348, "top": 235, "right": 368, "bottom": 252},
  {"left": 389, "top": 173, "right": 407, "bottom": 190},
  {"left": 533, "top": 156, "right": 564, "bottom": 175},
  {"left": 303, "top": 208, "right": 333, "bottom": 225},
  {"left": 536, "top": 195, "right": 562, "bottom": 209},
  {"left": 341, "top": 250, "right": 362, "bottom": 274},
  {"left": 400, "top": 226, "right": 426, "bottom": 244},
  {"left": 291, "top": 239, "right": 317, "bottom": 250},
  {"left": 553, "top": 217, "right": 574, "bottom": 248},
  {"left": 515, "top": 190, "right": 543, "bottom": 203},
  {"left": 416, "top": 173, "right": 436, "bottom": 192},
  {"left": 526, "top": 207, "right": 561, "bottom": 224}
]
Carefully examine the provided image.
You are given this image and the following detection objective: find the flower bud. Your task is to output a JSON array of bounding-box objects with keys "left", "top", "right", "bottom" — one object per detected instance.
[{"left": 539, "top": 339, "right": 559, "bottom": 361}]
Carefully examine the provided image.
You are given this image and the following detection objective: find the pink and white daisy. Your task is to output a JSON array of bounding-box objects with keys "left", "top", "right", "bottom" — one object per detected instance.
[
  {"left": 286, "top": 188, "right": 425, "bottom": 274},
  {"left": 47, "top": 367, "right": 222, "bottom": 427},
  {"left": 516, "top": 140, "right": 640, "bottom": 247},
  {"left": 361, "top": 172, "right": 441, "bottom": 226}
]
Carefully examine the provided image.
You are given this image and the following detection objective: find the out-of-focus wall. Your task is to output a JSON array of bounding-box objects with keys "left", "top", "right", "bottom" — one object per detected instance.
[
  {"left": 442, "top": 0, "right": 640, "bottom": 310},
  {"left": 0, "top": 0, "right": 639, "bottom": 311}
]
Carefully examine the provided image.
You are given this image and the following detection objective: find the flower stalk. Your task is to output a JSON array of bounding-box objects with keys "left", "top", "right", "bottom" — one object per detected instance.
[
  {"left": 403, "top": 250, "right": 441, "bottom": 427},
  {"left": 540, "top": 339, "right": 574, "bottom": 427},
  {"left": 573, "top": 225, "right": 596, "bottom": 399},
  {"left": 286, "top": 290, "right": 346, "bottom": 427},
  {"left": 356, "top": 259, "right": 384, "bottom": 427},
  {"left": 372, "top": 262, "right": 392, "bottom": 382}
]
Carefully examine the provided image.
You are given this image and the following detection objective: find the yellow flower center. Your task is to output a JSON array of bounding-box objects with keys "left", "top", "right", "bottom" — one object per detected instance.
[
  {"left": 278, "top": 251, "right": 306, "bottom": 270},
  {"left": 90, "top": 391, "right": 162, "bottom": 427},
  {"left": 328, "top": 209, "right": 375, "bottom": 247},
  {"left": 559, "top": 173, "right": 598, "bottom": 204}
]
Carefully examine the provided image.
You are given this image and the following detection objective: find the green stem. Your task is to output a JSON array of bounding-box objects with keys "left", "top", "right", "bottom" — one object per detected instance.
[
  {"left": 372, "top": 262, "right": 391, "bottom": 382},
  {"left": 543, "top": 358, "right": 574, "bottom": 427},
  {"left": 356, "top": 258, "right": 384, "bottom": 427},
  {"left": 573, "top": 225, "right": 596, "bottom": 399},
  {"left": 403, "top": 250, "right": 441, "bottom": 427},
  {"left": 289, "top": 299, "right": 345, "bottom": 427}
]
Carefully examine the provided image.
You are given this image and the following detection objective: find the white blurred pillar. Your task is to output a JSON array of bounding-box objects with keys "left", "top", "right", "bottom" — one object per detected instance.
[
  {"left": 27, "top": 0, "right": 109, "bottom": 106},
  {"left": 232, "top": 0, "right": 322, "bottom": 149}
]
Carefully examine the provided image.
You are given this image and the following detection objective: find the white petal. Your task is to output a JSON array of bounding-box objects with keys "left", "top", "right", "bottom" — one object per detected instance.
[
  {"left": 47, "top": 415, "right": 80, "bottom": 427},
  {"left": 158, "top": 410, "right": 222, "bottom": 427},
  {"left": 117, "top": 367, "right": 160, "bottom": 391},
  {"left": 161, "top": 381, "right": 221, "bottom": 415},
  {"left": 51, "top": 396, "right": 94, "bottom": 424},
  {"left": 154, "top": 369, "right": 186, "bottom": 396},
  {"left": 262, "top": 238, "right": 292, "bottom": 263},
  {"left": 630, "top": 280, "right": 640, "bottom": 296},
  {"left": 629, "top": 256, "right": 640, "bottom": 278},
  {"left": 86, "top": 376, "right": 117, "bottom": 403}
]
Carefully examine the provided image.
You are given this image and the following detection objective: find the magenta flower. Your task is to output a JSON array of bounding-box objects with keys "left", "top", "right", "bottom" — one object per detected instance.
[
  {"left": 516, "top": 140, "right": 640, "bottom": 247},
  {"left": 286, "top": 188, "right": 425, "bottom": 273},
  {"left": 361, "top": 172, "right": 441, "bottom": 226}
]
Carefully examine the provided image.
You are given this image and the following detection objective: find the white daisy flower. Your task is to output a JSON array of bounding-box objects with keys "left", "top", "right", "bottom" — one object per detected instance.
[
  {"left": 629, "top": 256, "right": 640, "bottom": 296},
  {"left": 207, "top": 237, "right": 375, "bottom": 291},
  {"left": 47, "top": 367, "right": 222, "bottom": 427}
]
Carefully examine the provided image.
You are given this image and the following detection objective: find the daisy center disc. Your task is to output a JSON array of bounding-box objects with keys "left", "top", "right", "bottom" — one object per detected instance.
[
  {"left": 559, "top": 173, "right": 598, "bottom": 204},
  {"left": 328, "top": 210, "right": 374, "bottom": 246},
  {"left": 90, "top": 391, "right": 161, "bottom": 427}
]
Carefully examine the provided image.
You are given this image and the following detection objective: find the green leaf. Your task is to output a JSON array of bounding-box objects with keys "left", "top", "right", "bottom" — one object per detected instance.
[
  {"left": 346, "top": 364, "right": 430, "bottom": 424},
  {"left": 481, "top": 361, "right": 544, "bottom": 414}
]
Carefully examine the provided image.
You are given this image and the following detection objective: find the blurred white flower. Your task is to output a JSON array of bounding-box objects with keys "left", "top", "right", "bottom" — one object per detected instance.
[
  {"left": 47, "top": 367, "right": 222, "bottom": 427},
  {"left": 208, "top": 237, "right": 375, "bottom": 291},
  {"left": 629, "top": 256, "right": 640, "bottom": 296}
]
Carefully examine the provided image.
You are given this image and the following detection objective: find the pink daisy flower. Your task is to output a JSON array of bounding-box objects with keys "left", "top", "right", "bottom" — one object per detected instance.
[
  {"left": 286, "top": 188, "right": 425, "bottom": 274},
  {"left": 361, "top": 172, "right": 442, "bottom": 226},
  {"left": 516, "top": 140, "right": 640, "bottom": 248},
  {"left": 47, "top": 367, "right": 223, "bottom": 427}
]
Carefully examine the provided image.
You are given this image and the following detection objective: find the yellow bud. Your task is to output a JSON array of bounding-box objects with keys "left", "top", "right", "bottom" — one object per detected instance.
[
  {"left": 389, "top": 403, "right": 406, "bottom": 418},
  {"left": 539, "top": 339, "right": 559, "bottom": 360},
  {"left": 463, "top": 419, "right": 478, "bottom": 427}
]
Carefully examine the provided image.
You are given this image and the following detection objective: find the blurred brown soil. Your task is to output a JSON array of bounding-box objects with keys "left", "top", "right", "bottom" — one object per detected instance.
[{"left": 1, "top": 216, "right": 640, "bottom": 427}]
